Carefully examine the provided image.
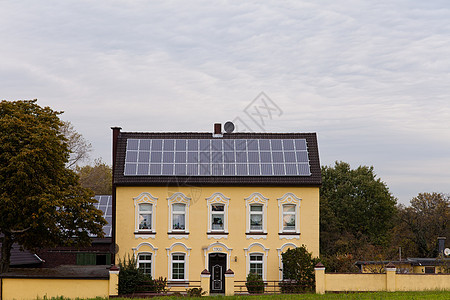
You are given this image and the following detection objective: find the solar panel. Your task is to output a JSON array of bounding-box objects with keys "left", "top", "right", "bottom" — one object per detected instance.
[
  {"left": 92, "top": 195, "right": 112, "bottom": 237},
  {"left": 124, "top": 139, "right": 311, "bottom": 176}
]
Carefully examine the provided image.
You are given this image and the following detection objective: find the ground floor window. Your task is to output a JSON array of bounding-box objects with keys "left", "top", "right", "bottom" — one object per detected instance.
[
  {"left": 137, "top": 253, "right": 152, "bottom": 275},
  {"left": 249, "top": 253, "right": 263, "bottom": 278},
  {"left": 172, "top": 253, "right": 185, "bottom": 280}
]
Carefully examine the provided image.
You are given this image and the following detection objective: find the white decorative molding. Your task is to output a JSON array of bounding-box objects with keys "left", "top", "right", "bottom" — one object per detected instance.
[
  {"left": 134, "top": 233, "right": 156, "bottom": 239},
  {"left": 206, "top": 192, "right": 230, "bottom": 234},
  {"left": 207, "top": 234, "right": 228, "bottom": 240},
  {"left": 168, "top": 234, "right": 189, "bottom": 239},
  {"left": 245, "top": 192, "right": 269, "bottom": 234},
  {"left": 278, "top": 234, "right": 300, "bottom": 240},
  {"left": 277, "top": 243, "right": 298, "bottom": 280},
  {"left": 132, "top": 242, "right": 158, "bottom": 279},
  {"left": 244, "top": 243, "right": 269, "bottom": 281},
  {"left": 166, "top": 242, "right": 192, "bottom": 281},
  {"left": 166, "top": 242, "right": 192, "bottom": 256},
  {"left": 133, "top": 192, "right": 158, "bottom": 233},
  {"left": 246, "top": 235, "right": 267, "bottom": 240},
  {"left": 203, "top": 242, "right": 233, "bottom": 269},
  {"left": 167, "top": 192, "right": 191, "bottom": 234},
  {"left": 277, "top": 193, "right": 301, "bottom": 234}
]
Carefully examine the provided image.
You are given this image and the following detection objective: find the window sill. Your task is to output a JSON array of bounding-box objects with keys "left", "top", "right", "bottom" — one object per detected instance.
[
  {"left": 246, "top": 232, "right": 267, "bottom": 240},
  {"left": 278, "top": 232, "right": 300, "bottom": 240},
  {"left": 168, "top": 232, "right": 189, "bottom": 239}
]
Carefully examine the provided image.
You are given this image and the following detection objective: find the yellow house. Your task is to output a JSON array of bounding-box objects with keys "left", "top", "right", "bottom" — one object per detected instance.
[{"left": 111, "top": 125, "right": 321, "bottom": 293}]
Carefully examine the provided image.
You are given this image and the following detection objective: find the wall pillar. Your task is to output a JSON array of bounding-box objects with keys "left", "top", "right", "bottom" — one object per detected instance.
[
  {"left": 385, "top": 262, "right": 396, "bottom": 292},
  {"left": 109, "top": 265, "right": 120, "bottom": 296},
  {"left": 200, "top": 269, "right": 211, "bottom": 296},
  {"left": 224, "top": 269, "right": 235, "bottom": 296},
  {"left": 314, "top": 262, "right": 325, "bottom": 294}
]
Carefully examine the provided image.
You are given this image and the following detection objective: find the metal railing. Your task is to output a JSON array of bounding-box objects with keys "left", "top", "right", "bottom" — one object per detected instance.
[{"left": 234, "top": 280, "right": 313, "bottom": 295}]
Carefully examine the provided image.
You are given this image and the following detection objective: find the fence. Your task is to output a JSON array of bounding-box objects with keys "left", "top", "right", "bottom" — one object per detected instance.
[{"left": 315, "top": 263, "right": 450, "bottom": 294}]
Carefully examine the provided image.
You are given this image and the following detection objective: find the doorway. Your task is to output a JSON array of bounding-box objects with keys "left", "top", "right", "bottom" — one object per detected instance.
[{"left": 208, "top": 253, "right": 226, "bottom": 294}]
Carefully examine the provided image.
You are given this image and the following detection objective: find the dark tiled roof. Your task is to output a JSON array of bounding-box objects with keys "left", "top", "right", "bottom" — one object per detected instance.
[
  {"left": 0, "top": 242, "right": 42, "bottom": 267},
  {"left": 113, "top": 132, "right": 321, "bottom": 186}
]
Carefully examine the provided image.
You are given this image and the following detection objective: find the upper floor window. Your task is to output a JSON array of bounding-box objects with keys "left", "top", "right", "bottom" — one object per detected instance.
[
  {"left": 282, "top": 204, "right": 296, "bottom": 231},
  {"left": 167, "top": 193, "right": 191, "bottom": 235},
  {"left": 245, "top": 193, "right": 268, "bottom": 237},
  {"left": 137, "top": 253, "right": 152, "bottom": 275},
  {"left": 172, "top": 203, "right": 186, "bottom": 230},
  {"left": 277, "top": 193, "right": 301, "bottom": 236},
  {"left": 139, "top": 203, "right": 152, "bottom": 230},
  {"left": 211, "top": 204, "right": 225, "bottom": 230},
  {"left": 133, "top": 192, "right": 157, "bottom": 234},
  {"left": 250, "top": 204, "right": 263, "bottom": 231},
  {"left": 206, "top": 193, "right": 230, "bottom": 235}
]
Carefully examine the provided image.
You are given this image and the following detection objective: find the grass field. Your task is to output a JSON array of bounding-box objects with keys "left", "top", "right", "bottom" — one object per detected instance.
[{"left": 109, "top": 291, "right": 450, "bottom": 300}]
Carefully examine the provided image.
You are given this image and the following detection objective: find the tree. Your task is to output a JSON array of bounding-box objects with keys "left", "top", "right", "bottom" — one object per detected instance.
[
  {"left": 76, "top": 159, "right": 112, "bottom": 195},
  {"left": 392, "top": 193, "right": 450, "bottom": 258},
  {"left": 320, "top": 162, "right": 397, "bottom": 258},
  {"left": 0, "top": 100, "right": 106, "bottom": 272},
  {"left": 60, "top": 120, "right": 92, "bottom": 169},
  {"left": 281, "top": 246, "right": 317, "bottom": 292}
]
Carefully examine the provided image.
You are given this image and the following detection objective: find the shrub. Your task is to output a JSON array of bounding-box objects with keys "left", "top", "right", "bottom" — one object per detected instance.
[
  {"left": 186, "top": 287, "right": 206, "bottom": 297},
  {"left": 280, "top": 245, "right": 318, "bottom": 293},
  {"left": 118, "top": 254, "right": 155, "bottom": 294},
  {"left": 245, "top": 272, "right": 264, "bottom": 294}
]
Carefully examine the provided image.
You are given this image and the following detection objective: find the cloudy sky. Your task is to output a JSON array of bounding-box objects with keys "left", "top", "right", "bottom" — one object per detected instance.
[{"left": 1, "top": 1, "right": 450, "bottom": 204}]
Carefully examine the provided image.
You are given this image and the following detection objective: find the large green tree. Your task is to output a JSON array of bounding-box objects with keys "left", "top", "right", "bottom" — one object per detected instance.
[
  {"left": 0, "top": 100, "right": 106, "bottom": 272},
  {"left": 320, "top": 161, "right": 397, "bottom": 258},
  {"left": 392, "top": 192, "right": 449, "bottom": 258}
]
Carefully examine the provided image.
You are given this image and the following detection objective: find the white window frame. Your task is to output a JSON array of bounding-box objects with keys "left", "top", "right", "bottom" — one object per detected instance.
[
  {"left": 133, "top": 192, "right": 158, "bottom": 236},
  {"left": 277, "top": 193, "right": 301, "bottom": 237},
  {"left": 244, "top": 243, "right": 269, "bottom": 281},
  {"left": 137, "top": 252, "right": 153, "bottom": 275},
  {"left": 249, "top": 253, "right": 264, "bottom": 278},
  {"left": 167, "top": 193, "right": 191, "bottom": 235},
  {"left": 206, "top": 193, "right": 230, "bottom": 237},
  {"left": 245, "top": 193, "right": 268, "bottom": 239},
  {"left": 171, "top": 253, "right": 186, "bottom": 280},
  {"left": 166, "top": 242, "right": 191, "bottom": 282},
  {"left": 132, "top": 242, "right": 158, "bottom": 279}
]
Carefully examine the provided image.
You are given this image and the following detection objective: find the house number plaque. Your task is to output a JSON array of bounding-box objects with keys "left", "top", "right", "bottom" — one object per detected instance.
[{"left": 213, "top": 247, "right": 222, "bottom": 251}]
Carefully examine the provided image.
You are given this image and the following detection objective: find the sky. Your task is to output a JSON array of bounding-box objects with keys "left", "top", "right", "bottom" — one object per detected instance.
[{"left": 1, "top": 0, "right": 450, "bottom": 205}]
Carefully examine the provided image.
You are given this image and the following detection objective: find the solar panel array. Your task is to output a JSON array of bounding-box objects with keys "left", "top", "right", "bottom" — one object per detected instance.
[
  {"left": 124, "top": 139, "right": 311, "bottom": 176},
  {"left": 92, "top": 195, "right": 112, "bottom": 237}
]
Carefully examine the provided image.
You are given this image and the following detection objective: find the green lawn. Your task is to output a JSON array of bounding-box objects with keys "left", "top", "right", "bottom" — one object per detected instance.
[{"left": 111, "top": 291, "right": 450, "bottom": 300}]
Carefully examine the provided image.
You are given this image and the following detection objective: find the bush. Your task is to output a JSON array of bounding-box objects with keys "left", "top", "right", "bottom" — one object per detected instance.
[
  {"left": 245, "top": 272, "right": 264, "bottom": 294},
  {"left": 186, "top": 287, "right": 206, "bottom": 297},
  {"left": 281, "top": 245, "right": 318, "bottom": 293},
  {"left": 118, "top": 254, "right": 158, "bottom": 294}
]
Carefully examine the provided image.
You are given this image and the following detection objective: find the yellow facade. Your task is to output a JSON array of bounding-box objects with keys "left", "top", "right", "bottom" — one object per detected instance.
[
  {"left": 115, "top": 185, "right": 319, "bottom": 285},
  {"left": 1, "top": 278, "right": 109, "bottom": 300}
]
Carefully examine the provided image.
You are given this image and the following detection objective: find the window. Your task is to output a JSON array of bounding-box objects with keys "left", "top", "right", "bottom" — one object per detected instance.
[
  {"left": 139, "top": 203, "right": 152, "bottom": 230},
  {"left": 277, "top": 193, "right": 301, "bottom": 235},
  {"left": 76, "top": 253, "right": 111, "bottom": 265},
  {"left": 206, "top": 193, "right": 230, "bottom": 235},
  {"left": 138, "top": 253, "right": 152, "bottom": 275},
  {"left": 134, "top": 192, "right": 157, "bottom": 235},
  {"left": 167, "top": 192, "right": 190, "bottom": 235},
  {"left": 282, "top": 204, "right": 296, "bottom": 231},
  {"left": 249, "top": 254, "right": 263, "bottom": 278},
  {"left": 172, "top": 203, "right": 186, "bottom": 230},
  {"left": 245, "top": 193, "right": 268, "bottom": 236},
  {"left": 211, "top": 204, "right": 224, "bottom": 230},
  {"left": 172, "top": 253, "right": 185, "bottom": 280},
  {"left": 250, "top": 204, "right": 263, "bottom": 231}
]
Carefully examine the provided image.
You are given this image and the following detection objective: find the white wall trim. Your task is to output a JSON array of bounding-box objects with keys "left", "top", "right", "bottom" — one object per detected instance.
[
  {"left": 206, "top": 192, "right": 230, "bottom": 234},
  {"left": 277, "top": 193, "right": 301, "bottom": 234},
  {"left": 203, "top": 242, "right": 233, "bottom": 269},
  {"left": 167, "top": 192, "right": 191, "bottom": 234},
  {"left": 133, "top": 192, "right": 158, "bottom": 233}
]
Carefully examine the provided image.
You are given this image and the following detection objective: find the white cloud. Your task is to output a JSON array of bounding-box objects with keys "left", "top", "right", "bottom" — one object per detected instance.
[{"left": 1, "top": 0, "right": 450, "bottom": 204}]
